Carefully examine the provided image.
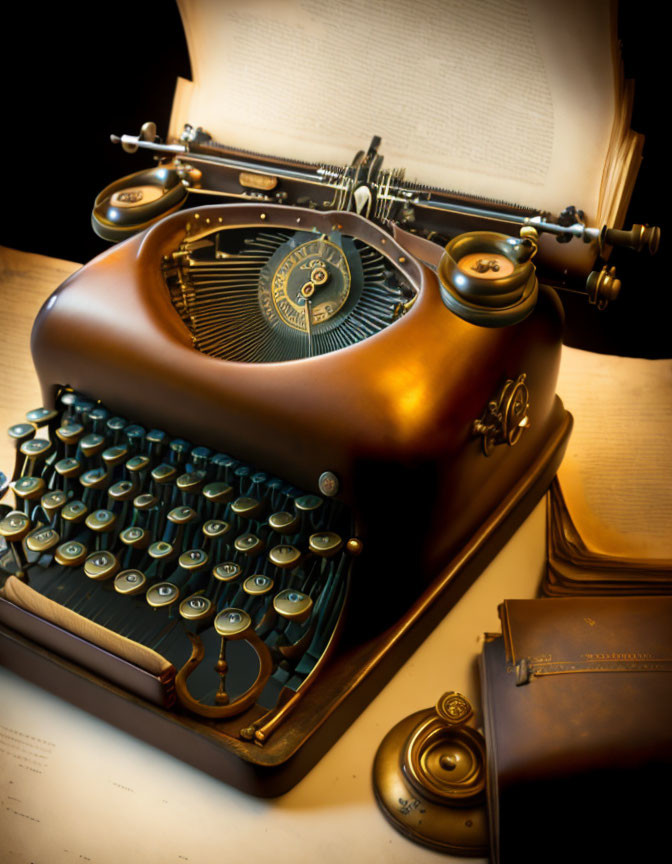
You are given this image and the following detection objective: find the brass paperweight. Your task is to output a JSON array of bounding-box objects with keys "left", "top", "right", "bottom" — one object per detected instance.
[{"left": 372, "top": 692, "right": 488, "bottom": 856}]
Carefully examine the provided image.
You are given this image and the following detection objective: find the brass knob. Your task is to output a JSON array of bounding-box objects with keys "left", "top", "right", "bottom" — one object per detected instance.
[
  {"left": 586, "top": 264, "right": 621, "bottom": 310},
  {"left": 372, "top": 692, "right": 488, "bottom": 856}
]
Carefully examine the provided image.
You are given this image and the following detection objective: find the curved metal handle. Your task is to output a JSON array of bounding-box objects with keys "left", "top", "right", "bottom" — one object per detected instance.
[{"left": 175, "top": 627, "right": 273, "bottom": 720}]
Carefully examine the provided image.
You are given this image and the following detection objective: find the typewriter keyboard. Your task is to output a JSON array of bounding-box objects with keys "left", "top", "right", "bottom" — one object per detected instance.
[{"left": 0, "top": 392, "right": 354, "bottom": 731}]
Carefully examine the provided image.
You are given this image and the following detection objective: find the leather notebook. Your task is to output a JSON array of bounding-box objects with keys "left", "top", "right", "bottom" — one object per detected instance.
[{"left": 480, "top": 596, "right": 672, "bottom": 862}]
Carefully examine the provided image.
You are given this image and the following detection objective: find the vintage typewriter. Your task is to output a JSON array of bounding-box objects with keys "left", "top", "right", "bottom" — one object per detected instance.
[{"left": 0, "top": 0, "right": 659, "bottom": 796}]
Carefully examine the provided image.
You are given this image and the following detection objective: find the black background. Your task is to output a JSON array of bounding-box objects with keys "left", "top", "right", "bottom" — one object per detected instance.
[{"left": 1, "top": 1, "right": 668, "bottom": 356}]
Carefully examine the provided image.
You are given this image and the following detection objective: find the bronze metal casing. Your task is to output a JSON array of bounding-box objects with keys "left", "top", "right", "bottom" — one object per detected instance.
[
  {"left": 7, "top": 204, "right": 572, "bottom": 793},
  {"left": 31, "top": 204, "right": 566, "bottom": 617}
]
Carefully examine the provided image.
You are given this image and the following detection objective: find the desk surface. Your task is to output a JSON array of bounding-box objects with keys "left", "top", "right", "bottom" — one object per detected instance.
[{"left": 0, "top": 246, "right": 546, "bottom": 864}]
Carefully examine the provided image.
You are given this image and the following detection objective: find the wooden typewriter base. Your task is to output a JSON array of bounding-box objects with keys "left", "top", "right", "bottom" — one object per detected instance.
[{"left": 0, "top": 409, "right": 571, "bottom": 797}]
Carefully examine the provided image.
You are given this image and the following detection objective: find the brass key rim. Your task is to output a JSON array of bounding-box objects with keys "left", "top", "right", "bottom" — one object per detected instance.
[
  {"left": 25, "top": 527, "right": 60, "bottom": 553},
  {"left": 12, "top": 476, "right": 46, "bottom": 499},
  {"left": 273, "top": 589, "right": 313, "bottom": 621},
  {"left": 54, "top": 540, "right": 88, "bottom": 567},
  {"left": 179, "top": 594, "right": 214, "bottom": 621},
  {"left": 146, "top": 581, "right": 180, "bottom": 607},
  {"left": 0, "top": 512, "right": 31, "bottom": 542},
  {"left": 84, "top": 550, "right": 120, "bottom": 580},
  {"left": 114, "top": 569, "right": 147, "bottom": 595},
  {"left": 243, "top": 574, "right": 274, "bottom": 596},
  {"left": 213, "top": 562, "right": 242, "bottom": 582}
]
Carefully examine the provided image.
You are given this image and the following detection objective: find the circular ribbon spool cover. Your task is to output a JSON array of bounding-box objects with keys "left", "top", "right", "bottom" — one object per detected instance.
[
  {"left": 372, "top": 692, "right": 488, "bottom": 856},
  {"left": 92, "top": 165, "right": 188, "bottom": 242},
  {"left": 437, "top": 230, "right": 538, "bottom": 326}
]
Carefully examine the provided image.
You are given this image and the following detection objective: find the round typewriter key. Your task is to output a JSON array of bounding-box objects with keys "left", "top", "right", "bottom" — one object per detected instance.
[
  {"left": 179, "top": 594, "right": 213, "bottom": 621},
  {"left": 309, "top": 531, "right": 343, "bottom": 557},
  {"left": 178, "top": 548, "right": 209, "bottom": 570},
  {"left": 61, "top": 500, "right": 88, "bottom": 522},
  {"left": 146, "top": 429, "right": 167, "bottom": 460},
  {"left": 234, "top": 465, "right": 251, "bottom": 480},
  {"left": 231, "top": 496, "right": 263, "bottom": 519},
  {"left": 41, "top": 489, "right": 67, "bottom": 519},
  {"left": 89, "top": 407, "right": 108, "bottom": 425},
  {"left": 234, "top": 533, "right": 263, "bottom": 556},
  {"left": 80, "top": 433, "right": 106, "bottom": 458},
  {"left": 202, "top": 520, "right": 230, "bottom": 539},
  {"left": 202, "top": 482, "right": 233, "bottom": 504},
  {"left": 213, "top": 562, "right": 241, "bottom": 582},
  {"left": 108, "top": 480, "right": 136, "bottom": 501},
  {"left": 119, "top": 526, "right": 150, "bottom": 548},
  {"left": 20, "top": 438, "right": 52, "bottom": 458},
  {"left": 268, "top": 511, "right": 300, "bottom": 534},
  {"left": 126, "top": 454, "right": 150, "bottom": 473},
  {"left": 169, "top": 439, "right": 190, "bottom": 458},
  {"left": 114, "top": 568, "right": 147, "bottom": 595},
  {"left": 84, "top": 550, "right": 119, "bottom": 580},
  {"left": 25, "top": 526, "right": 60, "bottom": 554},
  {"left": 243, "top": 574, "right": 274, "bottom": 596},
  {"left": 102, "top": 445, "right": 129, "bottom": 467},
  {"left": 295, "top": 494, "right": 323, "bottom": 512},
  {"left": 148, "top": 541, "right": 175, "bottom": 559},
  {"left": 212, "top": 454, "right": 236, "bottom": 472},
  {"left": 26, "top": 407, "right": 58, "bottom": 425},
  {"left": 85, "top": 509, "right": 117, "bottom": 533},
  {"left": 124, "top": 425, "right": 146, "bottom": 444},
  {"left": 133, "top": 493, "right": 157, "bottom": 510},
  {"left": 12, "top": 476, "right": 46, "bottom": 499},
  {"left": 318, "top": 471, "right": 339, "bottom": 497},
  {"left": 106, "top": 416, "right": 127, "bottom": 435},
  {"left": 190, "top": 446, "right": 211, "bottom": 467},
  {"left": 54, "top": 540, "right": 88, "bottom": 567},
  {"left": 146, "top": 582, "right": 180, "bottom": 608},
  {"left": 55, "top": 457, "right": 82, "bottom": 479},
  {"left": 146, "top": 429, "right": 167, "bottom": 445},
  {"left": 268, "top": 544, "right": 301, "bottom": 569},
  {"left": 214, "top": 608, "right": 251, "bottom": 637},
  {"left": 9, "top": 423, "right": 36, "bottom": 442},
  {"left": 167, "top": 506, "right": 197, "bottom": 525},
  {"left": 56, "top": 423, "right": 84, "bottom": 444},
  {"left": 273, "top": 589, "right": 313, "bottom": 622},
  {"left": 73, "top": 400, "right": 94, "bottom": 421},
  {"left": 79, "top": 467, "right": 109, "bottom": 489},
  {"left": 59, "top": 392, "right": 77, "bottom": 409},
  {"left": 152, "top": 463, "right": 178, "bottom": 484},
  {"left": 176, "top": 470, "right": 207, "bottom": 492},
  {"left": 0, "top": 512, "right": 31, "bottom": 542}
]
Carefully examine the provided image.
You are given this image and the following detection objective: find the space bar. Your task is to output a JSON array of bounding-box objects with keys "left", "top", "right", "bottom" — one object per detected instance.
[{"left": 0, "top": 576, "right": 176, "bottom": 704}]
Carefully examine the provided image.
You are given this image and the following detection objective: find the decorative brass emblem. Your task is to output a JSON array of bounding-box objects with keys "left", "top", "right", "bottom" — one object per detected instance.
[
  {"left": 117, "top": 190, "right": 144, "bottom": 203},
  {"left": 436, "top": 691, "right": 472, "bottom": 725},
  {"left": 472, "top": 372, "right": 530, "bottom": 456},
  {"left": 264, "top": 236, "right": 352, "bottom": 332},
  {"left": 471, "top": 257, "right": 500, "bottom": 273}
]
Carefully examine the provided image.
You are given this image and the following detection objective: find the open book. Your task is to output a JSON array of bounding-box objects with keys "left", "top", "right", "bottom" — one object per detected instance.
[
  {"left": 545, "top": 346, "right": 672, "bottom": 595},
  {"left": 170, "top": 0, "right": 641, "bottom": 228}
]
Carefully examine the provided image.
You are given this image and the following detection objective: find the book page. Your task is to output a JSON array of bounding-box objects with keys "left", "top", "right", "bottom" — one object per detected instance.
[
  {"left": 556, "top": 347, "right": 672, "bottom": 560},
  {"left": 173, "top": 0, "right": 619, "bottom": 223}
]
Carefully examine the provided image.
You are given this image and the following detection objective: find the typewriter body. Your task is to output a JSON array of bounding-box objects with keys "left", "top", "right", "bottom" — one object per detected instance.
[
  {"left": 0, "top": 198, "right": 571, "bottom": 792},
  {"left": 0, "top": 0, "right": 655, "bottom": 795}
]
